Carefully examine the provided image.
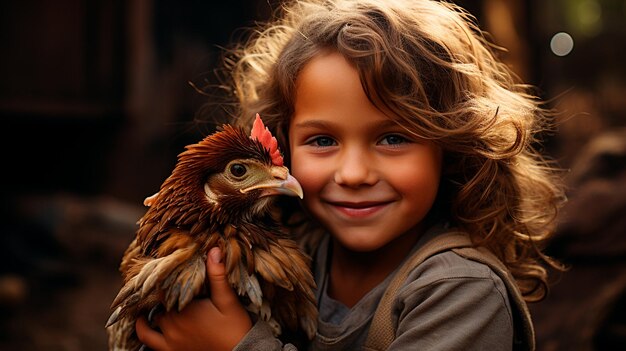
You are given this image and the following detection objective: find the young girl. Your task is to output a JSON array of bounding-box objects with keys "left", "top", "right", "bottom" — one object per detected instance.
[{"left": 135, "top": 0, "right": 564, "bottom": 350}]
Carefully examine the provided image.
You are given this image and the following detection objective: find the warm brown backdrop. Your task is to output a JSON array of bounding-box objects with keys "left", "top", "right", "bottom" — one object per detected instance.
[{"left": 1, "top": 1, "right": 624, "bottom": 350}]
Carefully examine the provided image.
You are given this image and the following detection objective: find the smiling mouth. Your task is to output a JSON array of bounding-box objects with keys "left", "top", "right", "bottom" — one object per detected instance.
[{"left": 325, "top": 201, "right": 393, "bottom": 218}]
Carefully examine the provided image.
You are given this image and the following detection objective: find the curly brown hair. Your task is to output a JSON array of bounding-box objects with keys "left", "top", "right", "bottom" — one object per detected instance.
[{"left": 206, "top": 0, "right": 565, "bottom": 302}]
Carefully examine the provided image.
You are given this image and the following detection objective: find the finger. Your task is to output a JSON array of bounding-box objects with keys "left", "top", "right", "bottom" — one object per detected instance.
[
  {"left": 206, "top": 247, "right": 239, "bottom": 312},
  {"left": 136, "top": 316, "right": 169, "bottom": 351}
]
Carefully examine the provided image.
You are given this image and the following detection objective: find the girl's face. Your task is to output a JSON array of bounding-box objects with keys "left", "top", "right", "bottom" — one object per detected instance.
[{"left": 289, "top": 52, "right": 443, "bottom": 252}]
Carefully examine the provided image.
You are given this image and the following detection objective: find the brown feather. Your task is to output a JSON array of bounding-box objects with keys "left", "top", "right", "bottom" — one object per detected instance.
[{"left": 254, "top": 249, "right": 294, "bottom": 291}]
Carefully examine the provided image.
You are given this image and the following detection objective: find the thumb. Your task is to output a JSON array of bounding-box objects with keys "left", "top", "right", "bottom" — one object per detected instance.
[{"left": 207, "top": 247, "right": 239, "bottom": 312}]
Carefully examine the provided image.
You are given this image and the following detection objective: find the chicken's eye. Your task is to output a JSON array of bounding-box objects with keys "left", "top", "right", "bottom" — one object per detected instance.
[{"left": 229, "top": 163, "right": 247, "bottom": 177}]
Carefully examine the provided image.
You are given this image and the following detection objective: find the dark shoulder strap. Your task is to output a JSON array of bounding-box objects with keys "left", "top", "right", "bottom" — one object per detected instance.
[
  {"left": 452, "top": 246, "right": 535, "bottom": 351},
  {"left": 363, "top": 231, "right": 535, "bottom": 351},
  {"left": 363, "top": 231, "right": 472, "bottom": 351}
]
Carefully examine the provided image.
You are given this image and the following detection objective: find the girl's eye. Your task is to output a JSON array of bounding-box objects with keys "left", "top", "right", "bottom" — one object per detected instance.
[
  {"left": 310, "top": 136, "right": 336, "bottom": 147},
  {"left": 380, "top": 134, "right": 408, "bottom": 145}
]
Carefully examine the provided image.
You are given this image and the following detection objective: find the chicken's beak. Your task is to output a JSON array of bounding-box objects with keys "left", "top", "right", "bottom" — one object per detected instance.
[
  {"left": 261, "top": 174, "right": 304, "bottom": 199},
  {"left": 241, "top": 167, "right": 304, "bottom": 199}
]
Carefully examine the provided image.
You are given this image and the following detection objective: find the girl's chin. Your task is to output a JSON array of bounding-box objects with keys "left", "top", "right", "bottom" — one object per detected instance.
[
  {"left": 328, "top": 224, "right": 422, "bottom": 254},
  {"left": 332, "top": 231, "right": 389, "bottom": 252}
]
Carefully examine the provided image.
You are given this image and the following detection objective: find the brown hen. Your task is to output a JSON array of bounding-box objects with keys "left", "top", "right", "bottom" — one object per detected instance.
[{"left": 105, "top": 114, "right": 317, "bottom": 350}]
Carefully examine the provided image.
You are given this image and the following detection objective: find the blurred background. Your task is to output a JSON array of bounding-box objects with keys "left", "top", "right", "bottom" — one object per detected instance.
[{"left": 0, "top": 0, "right": 624, "bottom": 350}]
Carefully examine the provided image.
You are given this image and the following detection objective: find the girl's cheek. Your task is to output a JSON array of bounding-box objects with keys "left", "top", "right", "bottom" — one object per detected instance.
[
  {"left": 291, "top": 160, "right": 316, "bottom": 185},
  {"left": 290, "top": 154, "right": 328, "bottom": 189}
]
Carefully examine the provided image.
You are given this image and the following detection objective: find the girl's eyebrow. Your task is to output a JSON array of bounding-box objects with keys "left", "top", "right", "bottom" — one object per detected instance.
[
  {"left": 373, "top": 119, "right": 402, "bottom": 130},
  {"left": 292, "top": 119, "right": 335, "bottom": 130},
  {"left": 292, "top": 119, "right": 400, "bottom": 130}
]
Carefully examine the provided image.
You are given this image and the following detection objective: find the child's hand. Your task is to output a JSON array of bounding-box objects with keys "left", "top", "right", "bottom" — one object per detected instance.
[{"left": 135, "top": 247, "right": 252, "bottom": 351}]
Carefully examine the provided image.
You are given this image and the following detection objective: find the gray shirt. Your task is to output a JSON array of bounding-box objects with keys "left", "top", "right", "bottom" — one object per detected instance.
[{"left": 235, "top": 231, "right": 514, "bottom": 350}]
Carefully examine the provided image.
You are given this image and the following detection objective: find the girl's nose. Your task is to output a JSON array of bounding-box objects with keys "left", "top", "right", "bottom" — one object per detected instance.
[{"left": 333, "top": 148, "right": 377, "bottom": 187}]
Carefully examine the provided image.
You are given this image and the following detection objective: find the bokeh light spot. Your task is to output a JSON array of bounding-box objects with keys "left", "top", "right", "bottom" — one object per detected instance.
[{"left": 550, "top": 32, "right": 574, "bottom": 56}]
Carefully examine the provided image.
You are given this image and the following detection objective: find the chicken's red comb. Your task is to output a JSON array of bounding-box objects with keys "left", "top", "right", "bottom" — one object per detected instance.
[{"left": 250, "top": 113, "right": 283, "bottom": 166}]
